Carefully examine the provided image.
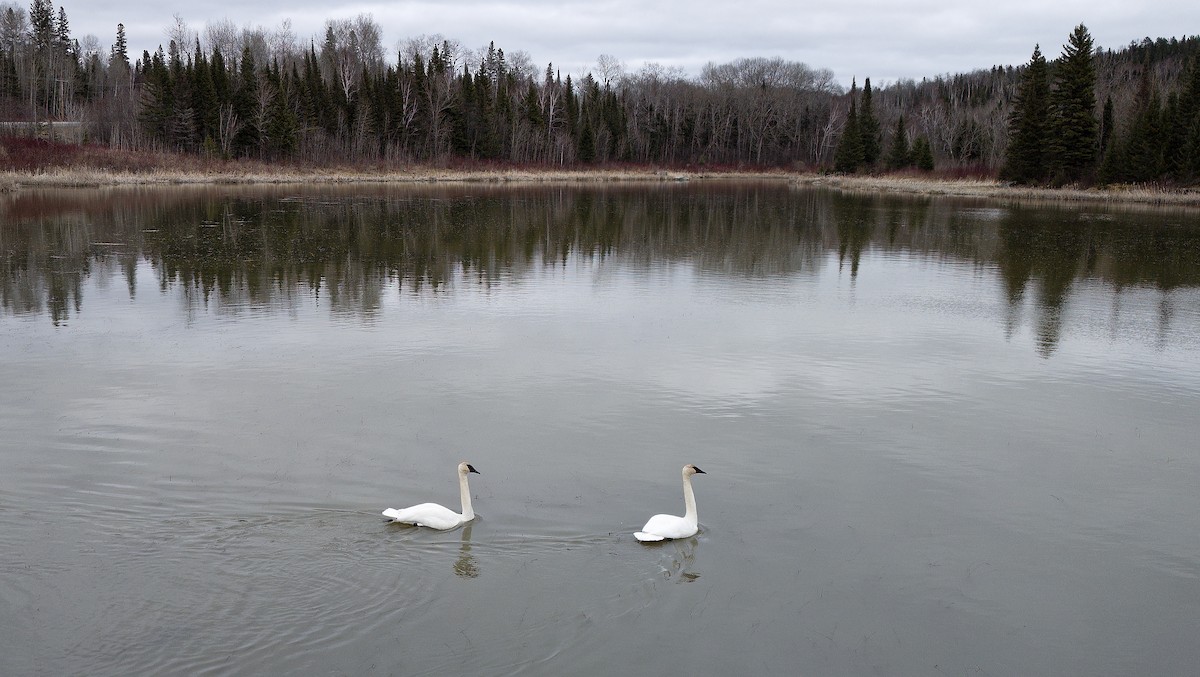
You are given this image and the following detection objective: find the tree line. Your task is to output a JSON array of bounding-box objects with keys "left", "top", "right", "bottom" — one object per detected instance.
[{"left": 2, "top": 3, "right": 1200, "bottom": 185}]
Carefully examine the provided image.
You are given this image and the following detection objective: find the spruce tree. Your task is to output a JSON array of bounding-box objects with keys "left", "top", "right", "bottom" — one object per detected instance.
[
  {"left": 211, "top": 47, "right": 230, "bottom": 110},
  {"left": 579, "top": 121, "right": 596, "bottom": 163},
  {"left": 913, "top": 136, "right": 935, "bottom": 171},
  {"left": 1049, "top": 24, "right": 1099, "bottom": 182},
  {"left": 1099, "top": 96, "right": 1114, "bottom": 157},
  {"left": 1123, "top": 72, "right": 1165, "bottom": 182},
  {"left": 233, "top": 46, "right": 260, "bottom": 156},
  {"left": 110, "top": 23, "right": 129, "bottom": 69},
  {"left": 1163, "top": 58, "right": 1200, "bottom": 179},
  {"left": 859, "top": 77, "right": 881, "bottom": 167},
  {"left": 138, "top": 48, "right": 172, "bottom": 144},
  {"left": 833, "top": 81, "right": 863, "bottom": 173},
  {"left": 191, "top": 40, "right": 218, "bottom": 146},
  {"left": 1000, "top": 45, "right": 1051, "bottom": 184},
  {"left": 885, "top": 114, "right": 911, "bottom": 170},
  {"left": 1179, "top": 57, "right": 1200, "bottom": 180},
  {"left": 29, "top": 0, "right": 54, "bottom": 109},
  {"left": 264, "top": 62, "right": 298, "bottom": 157}
]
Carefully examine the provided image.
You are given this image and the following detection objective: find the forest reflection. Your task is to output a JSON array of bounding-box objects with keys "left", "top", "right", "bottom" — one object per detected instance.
[{"left": 3, "top": 182, "right": 1199, "bottom": 351}]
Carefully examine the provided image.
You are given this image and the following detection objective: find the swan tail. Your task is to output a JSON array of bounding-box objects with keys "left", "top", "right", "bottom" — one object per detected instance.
[{"left": 634, "top": 531, "right": 665, "bottom": 542}]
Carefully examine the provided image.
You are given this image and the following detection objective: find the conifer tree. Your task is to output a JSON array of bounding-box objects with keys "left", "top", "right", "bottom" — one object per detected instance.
[
  {"left": 859, "top": 77, "right": 881, "bottom": 167},
  {"left": 138, "top": 47, "right": 173, "bottom": 144},
  {"left": 110, "top": 23, "right": 129, "bottom": 69},
  {"left": 1123, "top": 72, "right": 1165, "bottom": 182},
  {"left": 264, "top": 61, "right": 298, "bottom": 157},
  {"left": 913, "top": 136, "right": 935, "bottom": 170},
  {"left": 1163, "top": 58, "right": 1200, "bottom": 179},
  {"left": 473, "top": 70, "right": 500, "bottom": 158},
  {"left": 833, "top": 81, "right": 863, "bottom": 173},
  {"left": 191, "top": 40, "right": 218, "bottom": 146},
  {"left": 233, "top": 46, "right": 260, "bottom": 156},
  {"left": 29, "top": 0, "right": 55, "bottom": 109},
  {"left": 55, "top": 7, "right": 72, "bottom": 58},
  {"left": 1179, "top": 58, "right": 1200, "bottom": 179},
  {"left": 579, "top": 121, "right": 596, "bottom": 163},
  {"left": 1000, "top": 45, "right": 1051, "bottom": 184},
  {"left": 885, "top": 114, "right": 911, "bottom": 170},
  {"left": 211, "top": 47, "right": 230, "bottom": 109},
  {"left": 1049, "top": 24, "right": 1099, "bottom": 182},
  {"left": 161, "top": 42, "right": 197, "bottom": 150}
]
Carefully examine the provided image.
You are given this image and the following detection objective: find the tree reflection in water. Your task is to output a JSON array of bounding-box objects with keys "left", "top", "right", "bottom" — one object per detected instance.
[{"left": 3, "top": 182, "right": 1199, "bottom": 354}]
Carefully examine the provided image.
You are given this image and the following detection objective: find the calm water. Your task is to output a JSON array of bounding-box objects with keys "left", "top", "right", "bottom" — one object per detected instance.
[{"left": 2, "top": 182, "right": 1200, "bottom": 676}]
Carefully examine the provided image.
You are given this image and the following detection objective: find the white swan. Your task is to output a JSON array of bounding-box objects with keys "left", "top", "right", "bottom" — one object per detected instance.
[
  {"left": 634, "top": 464, "right": 706, "bottom": 542},
  {"left": 382, "top": 462, "right": 480, "bottom": 530}
]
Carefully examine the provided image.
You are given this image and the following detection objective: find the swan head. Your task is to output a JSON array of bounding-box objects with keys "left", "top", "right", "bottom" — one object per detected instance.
[
  {"left": 458, "top": 462, "right": 480, "bottom": 475},
  {"left": 684, "top": 464, "right": 706, "bottom": 476}
]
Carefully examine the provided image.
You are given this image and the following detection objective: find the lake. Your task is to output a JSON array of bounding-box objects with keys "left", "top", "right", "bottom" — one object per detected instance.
[{"left": 2, "top": 181, "right": 1199, "bottom": 676}]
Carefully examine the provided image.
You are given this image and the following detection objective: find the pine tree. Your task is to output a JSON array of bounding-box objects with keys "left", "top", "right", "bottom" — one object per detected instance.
[
  {"left": 1049, "top": 24, "right": 1099, "bottom": 182},
  {"left": 264, "top": 61, "right": 298, "bottom": 157},
  {"left": 29, "top": 0, "right": 54, "bottom": 109},
  {"left": 579, "top": 121, "right": 596, "bottom": 163},
  {"left": 138, "top": 47, "right": 172, "bottom": 144},
  {"left": 859, "top": 77, "right": 881, "bottom": 167},
  {"left": 191, "top": 40, "right": 218, "bottom": 146},
  {"left": 1000, "top": 45, "right": 1051, "bottom": 184},
  {"left": 1179, "top": 57, "right": 1200, "bottom": 180},
  {"left": 833, "top": 81, "right": 863, "bottom": 173},
  {"left": 211, "top": 47, "right": 230, "bottom": 109},
  {"left": 233, "top": 46, "right": 260, "bottom": 156},
  {"left": 473, "top": 70, "right": 500, "bottom": 159},
  {"left": 1123, "top": 72, "right": 1165, "bottom": 182},
  {"left": 55, "top": 7, "right": 71, "bottom": 58},
  {"left": 167, "top": 56, "right": 197, "bottom": 150},
  {"left": 1163, "top": 58, "right": 1200, "bottom": 179},
  {"left": 885, "top": 114, "right": 911, "bottom": 170},
  {"left": 110, "top": 23, "right": 129, "bottom": 69},
  {"left": 913, "top": 136, "right": 935, "bottom": 171}
]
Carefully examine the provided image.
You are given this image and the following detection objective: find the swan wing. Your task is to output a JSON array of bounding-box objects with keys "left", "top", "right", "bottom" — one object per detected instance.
[
  {"left": 636, "top": 513, "right": 697, "bottom": 541},
  {"left": 382, "top": 502, "right": 465, "bottom": 530}
]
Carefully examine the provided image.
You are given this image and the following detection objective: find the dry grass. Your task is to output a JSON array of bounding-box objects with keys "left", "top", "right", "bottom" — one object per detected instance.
[
  {"left": 1, "top": 136, "right": 1197, "bottom": 207},
  {"left": 0, "top": 163, "right": 788, "bottom": 189},
  {"left": 795, "top": 174, "right": 1200, "bottom": 207},
  {"left": 10, "top": 166, "right": 1195, "bottom": 208}
]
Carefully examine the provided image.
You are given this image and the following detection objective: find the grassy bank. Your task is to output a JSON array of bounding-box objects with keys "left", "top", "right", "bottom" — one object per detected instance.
[
  {"left": 796, "top": 174, "right": 1200, "bottom": 207},
  {"left": 2, "top": 137, "right": 1198, "bottom": 207}
]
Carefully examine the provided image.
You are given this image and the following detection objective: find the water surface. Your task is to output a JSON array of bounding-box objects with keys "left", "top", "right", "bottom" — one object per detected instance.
[{"left": 2, "top": 183, "right": 1200, "bottom": 675}]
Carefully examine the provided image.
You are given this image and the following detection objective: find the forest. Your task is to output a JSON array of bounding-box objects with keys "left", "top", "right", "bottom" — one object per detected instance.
[{"left": 2, "top": 0, "right": 1200, "bottom": 186}]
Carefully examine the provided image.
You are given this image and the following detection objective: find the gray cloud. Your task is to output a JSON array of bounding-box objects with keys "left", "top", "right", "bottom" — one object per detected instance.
[{"left": 66, "top": 0, "right": 1200, "bottom": 87}]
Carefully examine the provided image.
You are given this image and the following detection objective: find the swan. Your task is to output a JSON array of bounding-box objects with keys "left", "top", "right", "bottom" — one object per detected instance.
[
  {"left": 634, "top": 464, "right": 706, "bottom": 542},
  {"left": 382, "top": 462, "right": 480, "bottom": 530}
]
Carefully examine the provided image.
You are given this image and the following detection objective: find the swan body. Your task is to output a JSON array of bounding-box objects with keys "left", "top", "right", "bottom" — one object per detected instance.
[
  {"left": 634, "top": 464, "right": 706, "bottom": 542},
  {"left": 383, "top": 462, "right": 479, "bottom": 530}
]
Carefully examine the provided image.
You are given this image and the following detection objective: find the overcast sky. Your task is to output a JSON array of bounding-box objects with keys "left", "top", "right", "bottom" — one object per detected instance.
[{"left": 62, "top": 0, "right": 1200, "bottom": 87}]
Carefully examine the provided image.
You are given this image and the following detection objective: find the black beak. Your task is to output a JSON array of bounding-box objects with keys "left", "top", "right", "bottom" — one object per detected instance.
[
  {"left": 693, "top": 466, "right": 706, "bottom": 474},
  {"left": 467, "top": 464, "right": 480, "bottom": 474}
]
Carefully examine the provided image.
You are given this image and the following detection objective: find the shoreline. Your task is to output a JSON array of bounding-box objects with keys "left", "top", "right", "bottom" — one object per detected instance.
[{"left": 2, "top": 165, "right": 1199, "bottom": 207}]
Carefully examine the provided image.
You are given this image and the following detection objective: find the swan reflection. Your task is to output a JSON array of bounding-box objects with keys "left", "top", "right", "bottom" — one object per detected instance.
[
  {"left": 453, "top": 522, "right": 479, "bottom": 579},
  {"left": 658, "top": 536, "right": 700, "bottom": 583}
]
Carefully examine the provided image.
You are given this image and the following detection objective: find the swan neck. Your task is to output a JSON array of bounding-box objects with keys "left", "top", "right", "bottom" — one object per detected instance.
[
  {"left": 458, "top": 472, "right": 475, "bottom": 520},
  {"left": 682, "top": 474, "right": 698, "bottom": 525}
]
